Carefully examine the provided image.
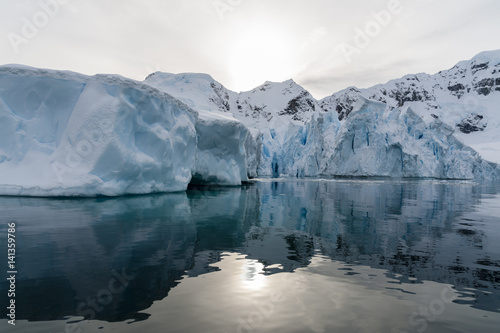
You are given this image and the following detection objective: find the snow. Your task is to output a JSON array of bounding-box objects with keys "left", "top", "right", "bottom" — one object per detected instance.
[
  {"left": 145, "top": 72, "right": 238, "bottom": 113},
  {"left": 0, "top": 65, "right": 250, "bottom": 196}
]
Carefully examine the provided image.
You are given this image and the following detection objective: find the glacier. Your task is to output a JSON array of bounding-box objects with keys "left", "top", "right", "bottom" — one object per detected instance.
[
  {"left": 269, "top": 98, "right": 499, "bottom": 180},
  {"left": 0, "top": 65, "right": 251, "bottom": 196},
  {"left": 145, "top": 74, "right": 318, "bottom": 177},
  {"left": 318, "top": 99, "right": 499, "bottom": 179}
]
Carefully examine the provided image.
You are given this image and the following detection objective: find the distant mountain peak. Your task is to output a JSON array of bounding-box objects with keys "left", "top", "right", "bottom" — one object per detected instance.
[
  {"left": 470, "top": 49, "right": 500, "bottom": 63},
  {"left": 145, "top": 72, "right": 217, "bottom": 85}
]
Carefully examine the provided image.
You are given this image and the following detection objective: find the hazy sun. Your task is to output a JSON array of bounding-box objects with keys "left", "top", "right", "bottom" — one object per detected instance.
[{"left": 227, "top": 24, "right": 297, "bottom": 92}]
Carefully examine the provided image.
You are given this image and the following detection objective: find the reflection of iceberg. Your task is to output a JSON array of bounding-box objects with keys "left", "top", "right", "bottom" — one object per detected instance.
[{"left": 0, "top": 179, "right": 499, "bottom": 323}]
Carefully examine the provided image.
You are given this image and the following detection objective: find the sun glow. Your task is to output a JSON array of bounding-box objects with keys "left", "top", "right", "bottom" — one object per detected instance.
[{"left": 227, "top": 24, "right": 297, "bottom": 92}]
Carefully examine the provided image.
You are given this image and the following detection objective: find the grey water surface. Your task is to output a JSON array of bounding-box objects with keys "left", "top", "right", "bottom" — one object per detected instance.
[{"left": 1, "top": 179, "right": 499, "bottom": 332}]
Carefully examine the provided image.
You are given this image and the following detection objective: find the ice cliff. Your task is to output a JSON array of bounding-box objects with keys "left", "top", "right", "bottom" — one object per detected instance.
[
  {"left": 0, "top": 66, "right": 251, "bottom": 196},
  {"left": 318, "top": 99, "right": 498, "bottom": 179}
]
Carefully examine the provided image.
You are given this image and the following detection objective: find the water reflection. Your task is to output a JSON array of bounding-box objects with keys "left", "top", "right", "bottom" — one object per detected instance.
[{"left": 0, "top": 179, "right": 499, "bottom": 329}]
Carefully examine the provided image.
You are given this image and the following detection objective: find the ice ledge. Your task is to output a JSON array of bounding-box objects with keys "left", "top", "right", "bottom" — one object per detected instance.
[{"left": 0, "top": 66, "right": 254, "bottom": 197}]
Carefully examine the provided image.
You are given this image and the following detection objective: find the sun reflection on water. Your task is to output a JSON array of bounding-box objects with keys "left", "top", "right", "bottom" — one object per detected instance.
[{"left": 241, "top": 259, "right": 267, "bottom": 290}]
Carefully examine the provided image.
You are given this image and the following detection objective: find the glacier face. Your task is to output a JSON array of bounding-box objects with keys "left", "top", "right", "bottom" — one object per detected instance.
[
  {"left": 0, "top": 66, "right": 251, "bottom": 196},
  {"left": 319, "top": 99, "right": 499, "bottom": 179},
  {"left": 235, "top": 80, "right": 319, "bottom": 177}
]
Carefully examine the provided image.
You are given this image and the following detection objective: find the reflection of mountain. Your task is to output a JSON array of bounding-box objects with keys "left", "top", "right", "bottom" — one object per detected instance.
[
  {"left": 0, "top": 180, "right": 499, "bottom": 322},
  {"left": 254, "top": 179, "right": 500, "bottom": 313}
]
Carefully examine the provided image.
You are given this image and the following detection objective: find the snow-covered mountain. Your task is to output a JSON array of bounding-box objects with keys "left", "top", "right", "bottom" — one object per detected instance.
[
  {"left": 144, "top": 73, "right": 318, "bottom": 123},
  {"left": 145, "top": 50, "right": 500, "bottom": 180},
  {"left": 320, "top": 50, "right": 500, "bottom": 164},
  {"left": 144, "top": 72, "right": 238, "bottom": 114}
]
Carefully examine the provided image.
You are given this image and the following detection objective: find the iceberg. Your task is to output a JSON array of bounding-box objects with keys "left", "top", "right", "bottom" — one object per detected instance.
[
  {"left": 0, "top": 65, "right": 198, "bottom": 196},
  {"left": 0, "top": 66, "right": 251, "bottom": 196}
]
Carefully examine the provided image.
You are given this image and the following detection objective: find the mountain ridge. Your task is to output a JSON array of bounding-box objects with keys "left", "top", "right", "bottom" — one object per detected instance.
[{"left": 145, "top": 49, "right": 500, "bottom": 125}]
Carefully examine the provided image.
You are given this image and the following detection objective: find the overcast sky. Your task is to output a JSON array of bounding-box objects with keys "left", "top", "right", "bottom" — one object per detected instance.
[{"left": 1, "top": 0, "right": 499, "bottom": 99}]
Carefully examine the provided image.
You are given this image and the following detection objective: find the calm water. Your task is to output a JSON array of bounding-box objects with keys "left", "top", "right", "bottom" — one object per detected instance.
[{"left": 1, "top": 179, "right": 499, "bottom": 333}]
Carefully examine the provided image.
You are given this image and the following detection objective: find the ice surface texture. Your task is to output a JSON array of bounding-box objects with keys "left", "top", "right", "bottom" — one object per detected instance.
[{"left": 0, "top": 66, "right": 250, "bottom": 196}]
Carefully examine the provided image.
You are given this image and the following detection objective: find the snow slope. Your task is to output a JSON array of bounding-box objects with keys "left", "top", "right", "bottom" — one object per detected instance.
[
  {"left": 0, "top": 66, "right": 250, "bottom": 196},
  {"left": 144, "top": 72, "right": 238, "bottom": 113}
]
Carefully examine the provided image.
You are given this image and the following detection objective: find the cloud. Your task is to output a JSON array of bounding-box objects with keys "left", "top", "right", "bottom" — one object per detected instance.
[{"left": 1, "top": 0, "right": 499, "bottom": 99}]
